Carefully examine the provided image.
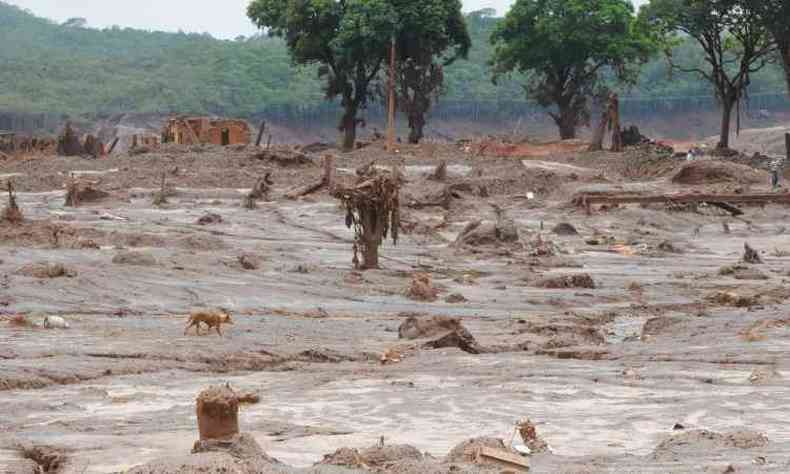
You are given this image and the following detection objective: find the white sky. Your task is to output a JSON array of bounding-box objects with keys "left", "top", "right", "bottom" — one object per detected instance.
[{"left": 6, "top": 0, "right": 647, "bottom": 40}]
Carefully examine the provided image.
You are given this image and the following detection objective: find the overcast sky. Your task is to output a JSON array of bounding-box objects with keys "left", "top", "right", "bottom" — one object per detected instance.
[{"left": 6, "top": 0, "right": 647, "bottom": 40}]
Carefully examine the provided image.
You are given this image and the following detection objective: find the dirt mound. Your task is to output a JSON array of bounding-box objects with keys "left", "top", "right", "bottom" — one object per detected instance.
[
  {"left": 406, "top": 273, "right": 440, "bottom": 302},
  {"left": 112, "top": 251, "right": 157, "bottom": 266},
  {"left": 178, "top": 234, "right": 226, "bottom": 251},
  {"left": 671, "top": 160, "right": 766, "bottom": 185},
  {"left": 552, "top": 222, "right": 579, "bottom": 236},
  {"left": 319, "top": 444, "right": 423, "bottom": 469},
  {"left": 455, "top": 219, "right": 519, "bottom": 247},
  {"left": 0, "top": 221, "right": 104, "bottom": 249},
  {"left": 192, "top": 433, "right": 276, "bottom": 463},
  {"left": 652, "top": 430, "right": 768, "bottom": 460},
  {"left": 398, "top": 315, "right": 462, "bottom": 340},
  {"left": 15, "top": 262, "right": 76, "bottom": 278},
  {"left": 519, "top": 323, "right": 605, "bottom": 346},
  {"left": 536, "top": 273, "right": 595, "bottom": 289}
]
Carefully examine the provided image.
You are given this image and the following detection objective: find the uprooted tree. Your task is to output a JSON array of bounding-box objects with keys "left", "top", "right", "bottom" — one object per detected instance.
[
  {"left": 639, "top": 0, "right": 776, "bottom": 149},
  {"left": 490, "top": 0, "right": 656, "bottom": 140},
  {"left": 333, "top": 164, "right": 402, "bottom": 269},
  {"left": 248, "top": 0, "right": 397, "bottom": 151},
  {"left": 394, "top": 0, "right": 470, "bottom": 144}
]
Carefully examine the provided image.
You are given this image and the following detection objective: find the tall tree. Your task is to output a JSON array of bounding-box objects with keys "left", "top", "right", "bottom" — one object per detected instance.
[
  {"left": 748, "top": 0, "right": 790, "bottom": 93},
  {"left": 394, "top": 0, "right": 470, "bottom": 143},
  {"left": 639, "top": 0, "right": 776, "bottom": 149},
  {"left": 490, "top": 0, "right": 655, "bottom": 140},
  {"left": 248, "top": 0, "right": 397, "bottom": 151}
]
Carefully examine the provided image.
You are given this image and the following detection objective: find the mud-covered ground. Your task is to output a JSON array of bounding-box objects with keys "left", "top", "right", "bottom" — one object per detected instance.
[{"left": 2, "top": 139, "right": 790, "bottom": 473}]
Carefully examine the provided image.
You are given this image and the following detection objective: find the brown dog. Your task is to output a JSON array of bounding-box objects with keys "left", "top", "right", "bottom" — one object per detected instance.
[{"left": 184, "top": 309, "right": 233, "bottom": 336}]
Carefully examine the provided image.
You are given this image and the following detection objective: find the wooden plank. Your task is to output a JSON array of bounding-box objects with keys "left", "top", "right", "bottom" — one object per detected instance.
[
  {"left": 476, "top": 446, "right": 529, "bottom": 471},
  {"left": 255, "top": 120, "right": 266, "bottom": 147}
]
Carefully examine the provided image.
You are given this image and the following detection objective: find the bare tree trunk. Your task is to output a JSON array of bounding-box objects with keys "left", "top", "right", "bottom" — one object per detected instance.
[
  {"left": 610, "top": 94, "right": 622, "bottom": 152},
  {"left": 408, "top": 112, "right": 425, "bottom": 144},
  {"left": 360, "top": 210, "right": 381, "bottom": 269},
  {"left": 555, "top": 104, "right": 577, "bottom": 140},
  {"left": 718, "top": 98, "right": 735, "bottom": 149},
  {"left": 588, "top": 105, "right": 609, "bottom": 151},
  {"left": 779, "top": 41, "right": 790, "bottom": 94},
  {"left": 339, "top": 105, "right": 358, "bottom": 152}
]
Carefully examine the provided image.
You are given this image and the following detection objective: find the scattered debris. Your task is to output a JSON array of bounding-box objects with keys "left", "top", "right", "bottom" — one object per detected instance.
[
  {"left": 536, "top": 273, "right": 595, "bottom": 289},
  {"left": 671, "top": 160, "right": 767, "bottom": 185},
  {"left": 112, "top": 251, "right": 157, "bottom": 266},
  {"left": 743, "top": 242, "right": 763, "bottom": 264},
  {"left": 16, "top": 443, "right": 67, "bottom": 474},
  {"left": 252, "top": 148, "right": 312, "bottom": 167},
  {"left": 517, "top": 418, "right": 550, "bottom": 454},
  {"left": 285, "top": 155, "right": 335, "bottom": 199},
  {"left": 152, "top": 172, "right": 170, "bottom": 206},
  {"left": 243, "top": 172, "right": 273, "bottom": 209},
  {"left": 64, "top": 176, "right": 109, "bottom": 207},
  {"left": 748, "top": 366, "right": 782, "bottom": 384},
  {"left": 406, "top": 272, "right": 440, "bottom": 302},
  {"left": 16, "top": 262, "right": 76, "bottom": 279},
  {"left": 380, "top": 347, "right": 403, "bottom": 365},
  {"left": 706, "top": 291, "right": 758, "bottom": 308}
]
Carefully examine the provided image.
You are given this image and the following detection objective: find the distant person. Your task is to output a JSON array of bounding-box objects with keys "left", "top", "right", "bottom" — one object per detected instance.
[{"left": 769, "top": 154, "right": 786, "bottom": 190}]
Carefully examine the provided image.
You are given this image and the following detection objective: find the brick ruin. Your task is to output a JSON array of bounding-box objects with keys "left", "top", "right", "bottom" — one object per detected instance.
[{"left": 162, "top": 116, "right": 251, "bottom": 146}]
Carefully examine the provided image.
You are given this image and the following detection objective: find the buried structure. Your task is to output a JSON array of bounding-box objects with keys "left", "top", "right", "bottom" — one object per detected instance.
[{"left": 162, "top": 116, "right": 252, "bottom": 146}]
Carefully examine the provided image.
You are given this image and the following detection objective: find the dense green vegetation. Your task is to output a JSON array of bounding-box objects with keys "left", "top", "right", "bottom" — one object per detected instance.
[{"left": 0, "top": 1, "right": 786, "bottom": 119}]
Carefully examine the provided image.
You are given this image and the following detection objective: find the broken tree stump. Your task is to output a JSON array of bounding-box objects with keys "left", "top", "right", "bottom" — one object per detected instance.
[
  {"left": 64, "top": 176, "right": 109, "bottom": 207},
  {"left": 243, "top": 172, "right": 274, "bottom": 209},
  {"left": 255, "top": 120, "right": 266, "bottom": 147},
  {"left": 428, "top": 161, "right": 447, "bottom": 181},
  {"left": 2, "top": 180, "right": 23, "bottom": 224},
  {"left": 743, "top": 242, "right": 763, "bottom": 264},
  {"left": 196, "top": 385, "right": 240, "bottom": 441},
  {"left": 152, "top": 172, "right": 169, "bottom": 206},
  {"left": 107, "top": 137, "right": 120, "bottom": 155},
  {"left": 610, "top": 93, "right": 622, "bottom": 152},
  {"left": 284, "top": 155, "right": 335, "bottom": 199},
  {"left": 57, "top": 122, "right": 83, "bottom": 156}
]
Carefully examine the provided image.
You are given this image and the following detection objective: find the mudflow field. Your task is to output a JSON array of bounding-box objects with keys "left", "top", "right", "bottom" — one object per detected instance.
[{"left": 2, "top": 139, "right": 790, "bottom": 473}]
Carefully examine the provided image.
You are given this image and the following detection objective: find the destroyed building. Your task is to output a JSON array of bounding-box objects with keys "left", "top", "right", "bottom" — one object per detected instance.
[{"left": 162, "top": 117, "right": 251, "bottom": 146}]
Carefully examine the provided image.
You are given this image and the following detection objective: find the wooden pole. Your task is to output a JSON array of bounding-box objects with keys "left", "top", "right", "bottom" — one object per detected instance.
[
  {"left": 255, "top": 120, "right": 266, "bottom": 147},
  {"left": 785, "top": 133, "right": 789, "bottom": 159},
  {"left": 386, "top": 37, "right": 396, "bottom": 153}
]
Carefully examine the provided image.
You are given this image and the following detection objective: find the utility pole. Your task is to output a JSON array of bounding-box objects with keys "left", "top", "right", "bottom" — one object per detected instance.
[{"left": 386, "top": 36, "right": 396, "bottom": 153}]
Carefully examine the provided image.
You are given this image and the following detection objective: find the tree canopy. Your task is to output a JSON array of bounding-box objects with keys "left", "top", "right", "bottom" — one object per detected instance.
[
  {"left": 639, "top": 0, "right": 776, "bottom": 148},
  {"left": 490, "top": 0, "right": 657, "bottom": 139}
]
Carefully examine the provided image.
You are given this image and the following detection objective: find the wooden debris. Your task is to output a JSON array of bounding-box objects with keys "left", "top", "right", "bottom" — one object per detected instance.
[
  {"left": 153, "top": 172, "right": 169, "bottom": 206},
  {"left": 475, "top": 446, "right": 529, "bottom": 471},
  {"left": 284, "top": 155, "right": 335, "bottom": 199},
  {"left": 255, "top": 120, "right": 266, "bottom": 147},
  {"left": 243, "top": 172, "right": 274, "bottom": 209},
  {"left": 428, "top": 161, "right": 447, "bottom": 181},
  {"left": 574, "top": 192, "right": 790, "bottom": 216}
]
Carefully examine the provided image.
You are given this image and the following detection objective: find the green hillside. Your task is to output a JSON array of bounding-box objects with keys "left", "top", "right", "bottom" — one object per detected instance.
[{"left": 0, "top": 2, "right": 786, "bottom": 118}]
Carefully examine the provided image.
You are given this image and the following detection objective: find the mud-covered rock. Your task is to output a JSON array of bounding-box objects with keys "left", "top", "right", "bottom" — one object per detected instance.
[
  {"left": 399, "top": 315, "right": 462, "bottom": 340},
  {"left": 112, "top": 251, "right": 157, "bottom": 266},
  {"left": 536, "top": 273, "right": 595, "bottom": 289},
  {"left": 15, "top": 262, "right": 76, "bottom": 278}
]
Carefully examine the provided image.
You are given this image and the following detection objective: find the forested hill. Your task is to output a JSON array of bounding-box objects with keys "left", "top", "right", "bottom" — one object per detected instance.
[{"left": 0, "top": 2, "right": 786, "bottom": 118}]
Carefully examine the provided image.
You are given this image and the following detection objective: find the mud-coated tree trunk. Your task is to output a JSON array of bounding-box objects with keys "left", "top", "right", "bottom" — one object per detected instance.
[
  {"left": 780, "top": 42, "right": 790, "bottom": 94},
  {"left": 360, "top": 209, "right": 382, "bottom": 269},
  {"left": 339, "top": 104, "right": 358, "bottom": 152},
  {"left": 555, "top": 103, "right": 577, "bottom": 140},
  {"left": 408, "top": 112, "right": 425, "bottom": 144},
  {"left": 718, "top": 97, "right": 735, "bottom": 149}
]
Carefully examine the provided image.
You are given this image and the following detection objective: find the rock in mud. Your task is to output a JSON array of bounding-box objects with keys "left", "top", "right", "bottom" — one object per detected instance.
[
  {"left": 657, "top": 240, "right": 682, "bottom": 254},
  {"left": 399, "top": 315, "right": 462, "bottom": 340},
  {"left": 406, "top": 273, "right": 440, "bottom": 302},
  {"left": 536, "top": 273, "right": 595, "bottom": 289},
  {"left": 423, "top": 326, "right": 484, "bottom": 354},
  {"left": 743, "top": 242, "right": 763, "bottom": 264},
  {"left": 552, "top": 222, "right": 579, "bottom": 236},
  {"left": 112, "top": 250, "right": 157, "bottom": 266},
  {"left": 197, "top": 213, "right": 224, "bottom": 225},
  {"left": 43, "top": 315, "right": 70, "bottom": 329},
  {"left": 445, "top": 293, "right": 468, "bottom": 303},
  {"left": 15, "top": 262, "right": 76, "bottom": 279},
  {"left": 455, "top": 220, "right": 518, "bottom": 247},
  {"left": 238, "top": 253, "right": 261, "bottom": 270}
]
